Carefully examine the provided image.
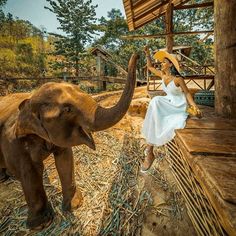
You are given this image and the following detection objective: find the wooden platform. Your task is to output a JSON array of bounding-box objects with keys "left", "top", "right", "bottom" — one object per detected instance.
[{"left": 166, "top": 106, "right": 236, "bottom": 236}]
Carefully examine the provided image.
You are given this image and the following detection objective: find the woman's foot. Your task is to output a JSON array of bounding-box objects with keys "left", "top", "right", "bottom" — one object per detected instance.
[{"left": 141, "top": 148, "right": 155, "bottom": 173}]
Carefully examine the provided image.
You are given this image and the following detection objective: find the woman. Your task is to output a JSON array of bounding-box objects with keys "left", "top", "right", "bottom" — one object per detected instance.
[{"left": 141, "top": 46, "right": 201, "bottom": 172}]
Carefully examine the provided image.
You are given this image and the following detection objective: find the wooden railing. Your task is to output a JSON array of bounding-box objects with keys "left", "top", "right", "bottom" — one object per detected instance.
[
  {"left": 0, "top": 75, "right": 147, "bottom": 96},
  {"left": 177, "top": 51, "right": 214, "bottom": 76},
  {"left": 147, "top": 52, "right": 215, "bottom": 94}
]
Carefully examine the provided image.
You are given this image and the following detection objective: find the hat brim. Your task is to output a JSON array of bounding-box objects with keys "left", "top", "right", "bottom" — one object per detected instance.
[{"left": 153, "top": 51, "right": 180, "bottom": 73}]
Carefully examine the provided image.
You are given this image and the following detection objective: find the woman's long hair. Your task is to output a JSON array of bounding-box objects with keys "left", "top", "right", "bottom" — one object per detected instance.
[
  {"left": 166, "top": 58, "right": 183, "bottom": 77},
  {"left": 170, "top": 66, "right": 181, "bottom": 76}
]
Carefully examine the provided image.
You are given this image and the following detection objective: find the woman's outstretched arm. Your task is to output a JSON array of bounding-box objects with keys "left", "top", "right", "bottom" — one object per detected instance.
[{"left": 144, "top": 46, "right": 162, "bottom": 77}]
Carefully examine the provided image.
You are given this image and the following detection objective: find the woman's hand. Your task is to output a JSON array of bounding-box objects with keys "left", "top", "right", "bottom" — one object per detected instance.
[
  {"left": 187, "top": 104, "right": 202, "bottom": 118},
  {"left": 144, "top": 45, "right": 150, "bottom": 55},
  {"left": 194, "top": 105, "right": 202, "bottom": 118}
]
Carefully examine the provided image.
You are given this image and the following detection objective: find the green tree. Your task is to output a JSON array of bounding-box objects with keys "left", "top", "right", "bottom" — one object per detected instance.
[
  {"left": 0, "top": 12, "right": 47, "bottom": 78},
  {"left": 92, "top": 5, "right": 213, "bottom": 80},
  {"left": 45, "top": 0, "right": 97, "bottom": 76},
  {"left": 0, "top": 0, "right": 7, "bottom": 28},
  {"left": 0, "top": 0, "right": 7, "bottom": 15},
  {"left": 173, "top": 4, "right": 214, "bottom": 64},
  {"left": 93, "top": 9, "right": 165, "bottom": 79}
]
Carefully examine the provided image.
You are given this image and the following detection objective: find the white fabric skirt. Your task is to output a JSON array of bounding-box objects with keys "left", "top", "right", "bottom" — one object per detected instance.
[{"left": 141, "top": 95, "right": 188, "bottom": 146}]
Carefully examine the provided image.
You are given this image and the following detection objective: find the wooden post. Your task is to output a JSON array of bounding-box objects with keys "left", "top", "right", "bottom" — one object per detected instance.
[
  {"left": 214, "top": 1, "right": 236, "bottom": 118},
  {"left": 166, "top": 3, "right": 174, "bottom": 53},
  {"left": 96, "top": 52, "right": 106, "bottom": 91}
]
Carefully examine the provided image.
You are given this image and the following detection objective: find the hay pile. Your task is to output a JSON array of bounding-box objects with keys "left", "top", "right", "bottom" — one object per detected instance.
[{"left": 0, "top": 130, "right": 151, "bottom": 236}]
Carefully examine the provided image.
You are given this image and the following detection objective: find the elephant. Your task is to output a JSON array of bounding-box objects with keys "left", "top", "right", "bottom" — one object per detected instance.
[{"left": 0, "top": 53, "right": 138, "bottom": 230}]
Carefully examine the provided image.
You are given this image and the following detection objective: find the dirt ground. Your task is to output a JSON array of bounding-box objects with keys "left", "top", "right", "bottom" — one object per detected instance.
[
  {"left": 0, "top": 86, "right": 196, "bottom": 236},
  {"left": 98, "top": 86, "right": 196, "bottom": 236}
]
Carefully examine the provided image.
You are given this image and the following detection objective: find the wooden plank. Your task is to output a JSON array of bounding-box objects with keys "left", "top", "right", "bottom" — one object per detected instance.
[
  {"left": 123, "top": 0, "right": 135, "bottom": 30},
  {"left": 175, "top": 129, "right": 236, "bottom": 156},
  {"left": 190, "top": 155, "right": 236, "bottom": 235},
  {"left": 121, "top": 30, "right": 214, "bottom": 39},
  {"left": 175, "top": 137, "right": 236, "bottom": 236},
  {"left": 123, "top": 0, "right": 191, "bottom": 31},
  {"left": 195, "top": 156, "right": 236, "bottom": 204},
  {"left": 186, "top": 117, "right": 236, "bottom": 130},
  {"left": 133, "top": 0, "right": 169, "bottom": 21},
  {"left": 0, "top": 76, "right": 133, "bottom": 84},
  {"left": 175, "top": 2, "right": 213, "bottom": 10}
]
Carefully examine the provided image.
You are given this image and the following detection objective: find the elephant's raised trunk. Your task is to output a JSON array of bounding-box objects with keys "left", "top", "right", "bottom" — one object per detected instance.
[{"left": 91, "top": 53, "right": 138, "bottom": 131}]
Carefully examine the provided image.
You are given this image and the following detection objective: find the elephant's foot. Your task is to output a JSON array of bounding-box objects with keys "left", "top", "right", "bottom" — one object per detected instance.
[
  {"left": 0, "top": 168, "right": 9, "bottom": 183},
  {"left": 27, "top": 202, "right": 54, "bottom": 231},
  {"left": 62, "top": 189, "right": 83, "bottom": 211}
]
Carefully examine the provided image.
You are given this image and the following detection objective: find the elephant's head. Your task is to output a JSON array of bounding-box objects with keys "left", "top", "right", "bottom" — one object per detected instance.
[{"left": 15, "top": 54, "right": 138, "bottom": 150}]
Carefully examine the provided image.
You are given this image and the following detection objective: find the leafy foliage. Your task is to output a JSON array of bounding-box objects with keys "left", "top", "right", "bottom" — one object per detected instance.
[
  {"left": 45, "top": 0, "right": 98, "bottom": 76},
  {"left": 92, "top": 5, "right": 213, "bottom": 78},
  {"left": 0, "top": 0, "right": 214, "bottom": 80},
  {"left": 0, "top": 0, "right": 7, "bottom": 21},
  {"left": 0, "top": 14, "right": 47, "bottom": 78}
]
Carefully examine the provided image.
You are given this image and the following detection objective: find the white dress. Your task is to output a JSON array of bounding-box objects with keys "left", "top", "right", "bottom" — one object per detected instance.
[{"left": 141, "top": 79, "right": 188, "bottom": 146}]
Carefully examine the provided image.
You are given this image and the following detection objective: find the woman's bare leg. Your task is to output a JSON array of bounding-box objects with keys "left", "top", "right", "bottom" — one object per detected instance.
[{"left": 141, "top": 144, "right": 155, "bottom": 171}]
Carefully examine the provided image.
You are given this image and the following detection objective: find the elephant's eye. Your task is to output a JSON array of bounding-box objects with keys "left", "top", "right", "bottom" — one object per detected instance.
[{"left": 62, "top": 106, "right": 72, "bottom": 113}]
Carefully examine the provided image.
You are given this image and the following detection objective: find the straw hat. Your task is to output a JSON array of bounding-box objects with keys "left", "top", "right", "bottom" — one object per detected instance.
[{"left": 153, "top": 50, "right": 180, "bottom": 73}]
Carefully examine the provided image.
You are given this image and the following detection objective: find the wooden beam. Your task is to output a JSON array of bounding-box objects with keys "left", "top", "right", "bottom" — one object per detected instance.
[
  {"left": 0, "top": 76, "right": 128, "bottom": 84},
  {"left": 175, "top": 2, "right": 213, "bottom": 10},
  {"left": 132, "top": 0, "right": 157, "bottom": 9},
  {"left": 124, "top": 0, "right": 191, "bottom": 31},
  {"left": 124, "top": 0, "right": 135, "bottom": 31},
  {"left": 165, "top": 3, "right": 174, "bottom": 53},
  {"left": 214, "top": 1, "right": 236, "bottom": 119},
  {"left": 133, "top": 0, "right": 169, "bottom": 22},
  {"left": 134, "top": 13, "right": 165, "bottom": 30},
  {"left": 121, "top": 30, "right": 214, "bottom": 40}
]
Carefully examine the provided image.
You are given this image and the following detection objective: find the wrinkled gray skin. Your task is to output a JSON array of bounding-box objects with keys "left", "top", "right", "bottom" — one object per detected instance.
[{"left": 0, "top": 54, "right": 138, "bottom": 230}]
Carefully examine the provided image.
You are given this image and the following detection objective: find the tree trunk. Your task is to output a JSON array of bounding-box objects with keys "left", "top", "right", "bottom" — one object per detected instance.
[
  {"left": 214, "top": 1, "right": 236, "bottom": 118},
  {"left": 75, "top": 57, "right": 79, "bottom": 77}
]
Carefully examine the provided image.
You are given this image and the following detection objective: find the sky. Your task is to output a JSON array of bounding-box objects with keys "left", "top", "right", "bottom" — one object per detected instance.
[{"left": 3, "top": 0, "right": 125, "bottom": 34}]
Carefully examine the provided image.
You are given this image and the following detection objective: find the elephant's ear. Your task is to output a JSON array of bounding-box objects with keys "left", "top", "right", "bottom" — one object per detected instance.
[{"left": 15, "top": 99, "right": 51, "bottom": 142}]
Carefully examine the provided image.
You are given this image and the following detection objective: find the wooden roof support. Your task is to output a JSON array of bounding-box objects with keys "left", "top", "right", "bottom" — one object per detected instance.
[
  {"left": 214, "top": 1, "right": 236, "bottom": 119},
  {"left": 165, "top": 3, "right": 174, "bottom": 53},
  {"left": 120, "top": 30, "right": 214, "bottom": 40},
  {"left": 175, "top": 1, "right": 213, "bottom": 10},
  {"left": 124, "top": 0, "right": 135, "bottom": 30},
  {"left": 133, "top": 13, "right": 165, "bottom": 30},
  {"left": 123, "top": 0, "right": 191, "bottom": 31},
  {"left": 133, "top": 0, "right": 169, "bottom": 22}
]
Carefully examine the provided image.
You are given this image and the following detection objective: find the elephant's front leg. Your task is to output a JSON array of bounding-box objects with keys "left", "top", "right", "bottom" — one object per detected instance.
[
  {"left": 54, "top": 147, "right": 83, "bottom": 211},
  {"left": 0, "top": 168, "right": 8, "bottom": 183},
  {"left": 20, "top": 159, "right": 54, "bottom": 230}
]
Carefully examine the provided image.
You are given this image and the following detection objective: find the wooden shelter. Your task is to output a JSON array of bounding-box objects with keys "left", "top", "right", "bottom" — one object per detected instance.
[
  {"left": 122, "top": 0, "right": 236, "bottom": 235},
  {"left": 123, "top": 0, "right": 213, "bottom": 52},
  {"left": 166, "top": 109, "right": 236, "bottom": 236},
  {"left": 122, "top": 0, "right": 236, "bottom": 119},
  {"left": 123, "top": 0, "right": 215, "bottom": 102},
  {"left": 90, "top": 47, "right": 112, "bottom": 90},
  {"left": 147, "top": 44, "right": 214, "bottom": 95}
]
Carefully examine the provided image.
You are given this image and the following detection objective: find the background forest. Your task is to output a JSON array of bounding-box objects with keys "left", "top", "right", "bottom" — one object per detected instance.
[{"left": 0, "top": 0, "right": 213, "bottom": 79}]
